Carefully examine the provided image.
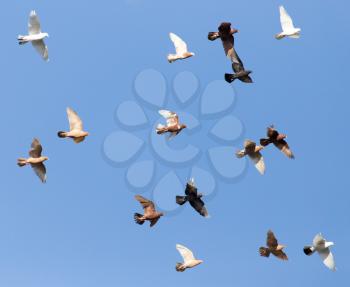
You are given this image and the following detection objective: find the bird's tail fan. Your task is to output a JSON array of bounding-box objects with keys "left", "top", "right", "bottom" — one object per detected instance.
[
  {"left": 176, "top": 196, "right": 188, "bottom": 206},
  {"left": 134, "top": 213, "right": 145, "bottom": 225},
  {"left": 208, "top": 32, "right": 220, "bottom": 41},
  {"left": 57, "top": 131, "right": 67, "bottom": 138},
  {"left": 303, "top": 246, "right": 315, "bottom": 256},
  {"left": 260, "top": 138, "right": 272, "bottom": 147},
  {"left": 17, "top": 35, "right": 28, "bottom": 45},
  {"left": 176, "top": 263, "right": 185, "bottom": 272},
  {"left": 156, "top": 124, "right": 166, "bottom": 134},
  {"left": 259, "top": 247, "right": 270, "bottom": 258},
  {"left": 17, "top": 158, "right": 27, "bottom": 167},
  {"left": 225, "top": 73, "right": 235, "bottom": 83}
]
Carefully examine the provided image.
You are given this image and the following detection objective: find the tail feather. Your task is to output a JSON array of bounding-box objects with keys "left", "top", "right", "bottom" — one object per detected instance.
[
  {"left": 17, "top": 35, "right": 28, "bottom": 45},
  {"left": 176, "top": 263, "right": 185, "bottom": 272},
  {"left": 176, "top": 196, "right": 188, "bottom": 206},
  {"left": 57, "top": 131, "right": 67, "bottom": 138},
  {"left": 208, "top": 32, "right": 220, "bottom": 41},
  {"left": 156, "top": 124, "right": 166, "bottom": 134},
  {"left": 17, "top": 158, "right": 27, "bottom": 167},
  {"left": 260, "top": 138, "right": 272, "bottom": 147},
  {"left": 259, "top": 247, "right": 270, "bottom": 258},
  {"left": 225, "top": 73, "right": 235, "bottom": 83},
  {"left": 134, "top": 213, "right": 145, "bottom": 225},
  {"left": 303, "top": 246, "right": 315, "bottom": 256}
]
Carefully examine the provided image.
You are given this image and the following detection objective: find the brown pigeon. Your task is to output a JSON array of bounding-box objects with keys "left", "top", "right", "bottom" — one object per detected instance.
[
  {"left": 176, "top": 178, "right": 209, "bottom": 218},
  {"left": 156, "top": 110, "right": 187, "bottom": 139},
  {"left": 208, "top": 22, "right": 252, "bottom": 84},
  {"left": 134, "top": 195, "right": 164, "bottom": 227},
  {"left": 260, "top": 125, "right": 294, "bottom": 159},
  {"left": 236, "top": 140, "right": 265, "bottom": 175},
  {"left": 259, "top": 230, "right": 288, "bottom": 261},
  {"left": 17, "top": 138, "right": 48, "bottom": 183}
]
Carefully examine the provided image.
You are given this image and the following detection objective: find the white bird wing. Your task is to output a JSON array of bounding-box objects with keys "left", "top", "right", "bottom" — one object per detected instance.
[
  {"left": 32, "top": 40, "right": 49, "bottom": 61},
  {"left": 169, "top": 33, "right": 188, "bottom": 55},
  {"left": 249, "top": 152, "right": 265, "bottom": 175},
  {"left": 159, "top": 110, "right": 178, "bottom": 127},
  {"left": 67, "top": 107, "right": 83, "bottom": 131},
  {"left": 313, "top": 233, "right": 326, "bottom": 248},
  {"left": 318, "top": 249, "right": 336, "bottom": 271},
  {"left": 28, "top": 10, "right": 41, "bottom": 35},
  {"left": 279, "top": 6, "right": 295, "bottom": 32},
  {"left": 176, "top": 244, "right": 195, "bottom": 263}
]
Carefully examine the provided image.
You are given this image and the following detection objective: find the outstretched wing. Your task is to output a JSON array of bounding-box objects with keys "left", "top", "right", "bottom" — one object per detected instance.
[
  {"left": 176, "top": 244, "right": 195, "bottom": 263},
  {"left": 318, "top": 249, "right": 336, "bottom": 271},
  {"left": 274, "top": 139, "right": 294, "bottom": 159},
  {"left": 267, "top": 230, "right": 278, "bottom": 249},
  {"left": 280, "top": 6, "right": 295, "bottom": 32},
  {"left": 32, "top": 40, "right": 49, "bottom": 61},
  {"left": 159, "top": 110, "right": 178, "bottom": 127},
  {"left": 67, "top": 107, "right": 83, "bottom": 132},
  {"left": 169, "top": 33, "right": 188, "bottom": 55},
  {"left": 31, "top": 163, "right": 47, "bottom": 183},
  {"left": 189, "top": 198, "right": 209, "bottom": 218},
  {"left": 313, "top": 233, "right": 326, "bottom": 248},
  {"left": 248, "top": 152, "right": 265, "bottom": 175},
  {"left": 29, "top": 138, "right": 43, "bottom": 158},
  {"left": 273, "top": 249, "right": 288, "bottom": 261},
  {"left": 135, "top": 195, "right": 156, "bottom": 212},
  {"left": 28, "top": 10, "right": 41, "bottom": 35}
]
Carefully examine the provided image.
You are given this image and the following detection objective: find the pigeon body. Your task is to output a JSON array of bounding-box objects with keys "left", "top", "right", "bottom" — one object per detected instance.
[
  {"left": 208, "top": 22, "right": 252, "bottom": 84},
  {"left": 156, "top": 110, "right": 187, "bottom": 139},
  {"left": 260, "top": 125, "right": 294, "bottom": 159},
  {"left": 176, "top": 178, "right": 209, "bottom": 218},
  {"left": 175, "top": 244, "right": 203, "bottom": 272},
  {"left": 275, "top": 6, "right": 301, "bottom": 39},
  {"left": 58, "top": 107, "right": 89, "bottom": 143},
  {"left": 134, "top": 195, "right": 164, "bottom": 227},
  {"left": 18, "top": 10, "right": 49, "bottom": 61},
  {"left": 236, "top": 140, "right": 265, "bottom": 175},
  {"left": 259, "top": 230, "right": 288, "bottom": 261},
  {"left": 304, "top": 233, "right": 336, "bottom": 271},
  {"left": 17, "top": 138, "right": 48, "bottom": 183},
  {"left": 167, "top": 33, "right": 194, "bottom": 63}
]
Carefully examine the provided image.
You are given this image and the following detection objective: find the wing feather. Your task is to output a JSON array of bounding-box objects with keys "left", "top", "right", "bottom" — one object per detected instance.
[
  {"left": 67, "top": 107, "right": 83, "bottom": 131},
  {"left": 169, "top": 33, "right": 188, "bottom": 55},
  {"left": 280, "top": 6, "right": 295, "bottom": 32},
  {"left": 176, "top": 244, "right": 195, "bottom": 263}
]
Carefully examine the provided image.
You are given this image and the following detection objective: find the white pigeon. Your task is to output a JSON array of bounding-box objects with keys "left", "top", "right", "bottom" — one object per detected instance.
[
  {"left": 167, "top": 33, "right": 194, "bottom": 63},
  {"left": 304, "top": 233, "right": 336, "bottom": 271},
  {"left": 18, "top": 10, "right": 49, "bottom": 61},
  {"left": 175, "top": 244, "right": 203, "bottom": 272},
  {"left": 275, "top": 6, "right": 301, "bottom": 40}
]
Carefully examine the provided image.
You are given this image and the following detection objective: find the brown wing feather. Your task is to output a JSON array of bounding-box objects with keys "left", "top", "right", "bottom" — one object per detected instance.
[
  {"left": 267, "top": 230, "right": 278, "bottom": 248},
  {"left": 272, "top": 249, "right": 288, "bottom": 261},
  {"left": 274, "top": 139, "right": 294, "bottom": 158},
  {"left": 29, "top": 138, "right": 42, "bottom": 158},
  {"left": 135, "top": 195, "right": 155, "bottom": 212}
]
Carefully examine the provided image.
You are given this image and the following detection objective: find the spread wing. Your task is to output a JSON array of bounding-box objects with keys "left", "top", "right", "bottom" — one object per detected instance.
[
  {"left": 229, "top": 47, "right": 245, "bottom": 74},
  {"left": 28, "top": 10, "right": 41, "bottom": 35},
  {"left": 272, "top": 249, "right": 288, "bottom": 261},
  {"left": 274, "top": 139, "right": 294, "bottom": 159},
  {"left": 29, "top": 138, "right": 42, "bottom": 158},
  {"left": 32, "top": 40, "right": 49, "bottom": 61},
  {"left": 159, "top": 110, "right": 178, "bottom": 127},
  {"left": 267, "top": 230, "right": 278, "bottom": 249},
  {"left": 150, "top": 217, "right": 160, "bottom": 227},
  {"left": 135, "top": 195, "right": 156, "bottom": 212},
  {"left": 248, "top": 152, "right": 265, "bottom": 175},
  {"left": 318, "top": 249, "right": 336, "bottom": 271},
  {"left": 67, "top": 107, "right": 83, "bottom": 132},
  {"left": 169, "top": 33, "right": 188, "bottom": 55},
  {"left": 176, "top": 244, "right": 195, "bottom": 263},
  {"left": 189, "top": 197, "right": 209, "bottom": 217},
  {"left": 31, "top": 163, "right": 47, "bottom": 183},
  {"left": 280, "top": 6, "right": 295, "bottom": 32}
]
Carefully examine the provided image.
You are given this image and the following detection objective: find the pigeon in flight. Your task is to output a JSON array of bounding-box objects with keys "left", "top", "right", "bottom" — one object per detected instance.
[
  {"left": 18, "top": 10, "right": 49, "bottom": 61},
  {"left": 58, "top": 107, "right": 89, "bottom": 143},
  {"left": 236, "top": 140, "right": 265, "bottom": 175},
  {"left": 134, "top": 195, "right": 164, "bottom": 227},
  {"left": 259, "top": 230, "right": 288, "bottom": 261},
  {"left": 208, "top": 22, "right": 252, "bottom": 84},
  {"left": 176, "top": 178, "right": 209, "bottom": 218},
  {"left": 275, "top": 6, "right": 301, "bottom": 40},
  {"left": 304, "top": 233, "right": 336, "bottom": 271},
  {"left": 167, "top": 33, "right": 194, "bottom": 63},
  {"left": 156, "top": 110, "right": 187, "bottom": 139},
  {"left": 260, "top": 125, "right": 294, "bottom": 159},
  {"left": 175, "top": 244, "right": 203, "bottom": 272},
  {"left": 17, "top": 138, "right": 48, "bottom": 183}
]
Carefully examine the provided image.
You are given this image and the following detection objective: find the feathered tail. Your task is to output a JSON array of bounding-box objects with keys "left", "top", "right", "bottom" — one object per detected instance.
[
  {"left": 259, "top": 138, "right": 272, "bottom": 147},
  {"left": 176, "top": 196, "right": 188, "bottom": 206},
  {"left": 208, "top": 32, "right": 220, "bottom": 41},
  {"left": 17, "top": 35, "right": 28, "bottom": 45},
  {"left": 57, "top": 131, "right": 67, "bottom": 138},
  {"left": 156, "top": 124, "right": 166, "bottom": 134},
  {"left": 225, "top": 73, "right": 236, "bottom": 83},
  {"left": 259, "top": 247, "right": 270, "bottom": 258},
  {"left": 303, "top": 246, "right": 315, "bottom": 256},
  {"left": 17, "top": 158, "right": 27, "bottom": 167},
  {"left": 176, "top": 263, "right": 185, "bottom": 272},
  {"left": 134, "top": 213, "right": 145, "bottom": 225}
]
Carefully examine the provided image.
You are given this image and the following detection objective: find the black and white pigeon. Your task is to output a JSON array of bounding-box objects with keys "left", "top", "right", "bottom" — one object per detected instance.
[{"left": 176, "top": 178, "right": 209, "bottom": 218}]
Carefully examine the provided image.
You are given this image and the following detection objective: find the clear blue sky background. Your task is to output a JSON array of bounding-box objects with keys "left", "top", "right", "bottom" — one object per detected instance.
[{"left": 0, "top": 0, "right": 349, "bottom": 286}]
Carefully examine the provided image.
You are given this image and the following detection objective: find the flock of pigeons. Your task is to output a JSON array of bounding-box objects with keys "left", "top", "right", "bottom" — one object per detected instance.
[{"left": 16, "top": 6, "right": 336, "bottom": 273}]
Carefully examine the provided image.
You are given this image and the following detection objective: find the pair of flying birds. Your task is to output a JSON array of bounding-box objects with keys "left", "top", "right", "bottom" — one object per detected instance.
[
  {"left": 236, "top": 125, "right": 294, "bottom": 175},
  {"left": 134, "top": 178, "right": 209, "bottom": 227},
  {"left": 260, "top": 230, "right": 336, "bottom": 271},
  {"left": 17, "top": 108, "right": 89, "bottom": 183}
]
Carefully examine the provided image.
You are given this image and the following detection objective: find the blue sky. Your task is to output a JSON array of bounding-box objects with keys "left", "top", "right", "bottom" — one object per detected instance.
[{"left": 1, "top": 0, "right": 349, "bottom": 286}]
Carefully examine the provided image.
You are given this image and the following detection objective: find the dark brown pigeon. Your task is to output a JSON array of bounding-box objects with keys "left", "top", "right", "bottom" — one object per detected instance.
[
  {"left": 208, "top": 22, "right": 252, "bottom": 84},
  {"left": 260, "top": 125, "right": 294, "bottom": 159},
  {"left": 259, "top": 230, "right": 288, "bottom": 261},
  {"left": 134, "top": 195, "right": 164, "bottom": 227},
  {"left": 176, "top": 178, "right": 209, "bottom": 218}
]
